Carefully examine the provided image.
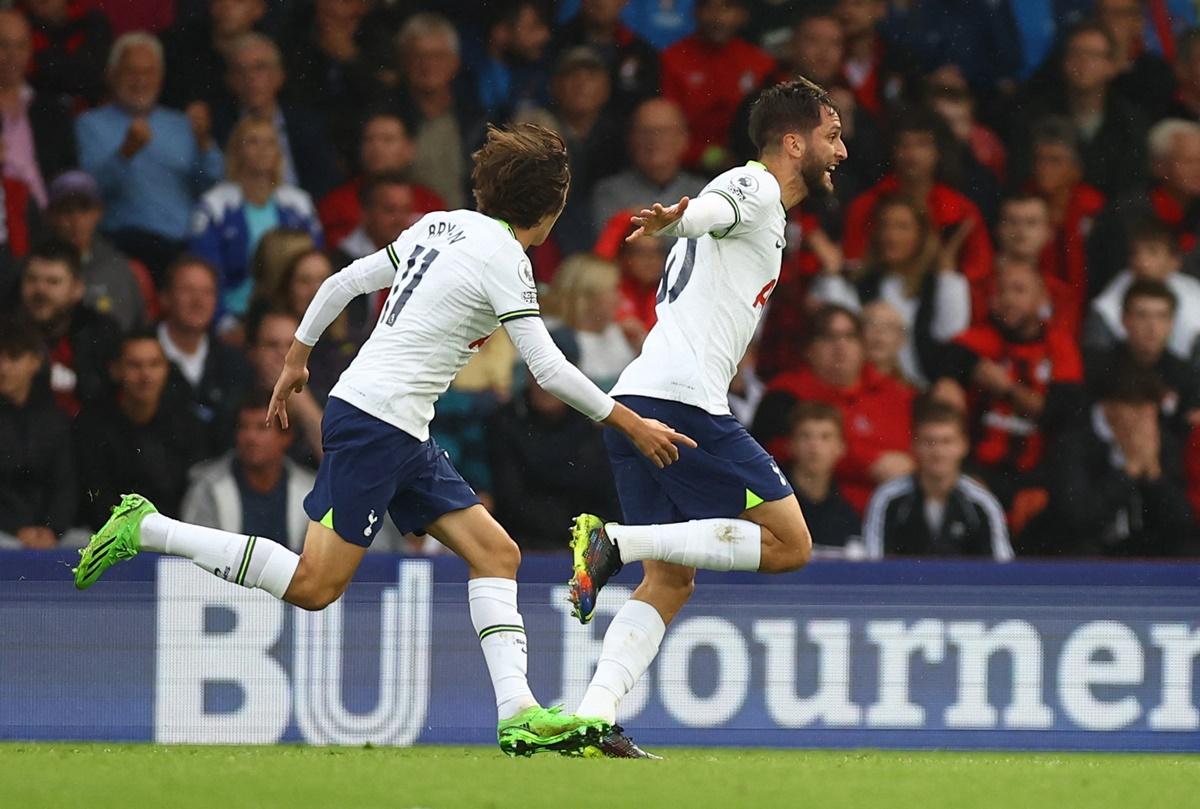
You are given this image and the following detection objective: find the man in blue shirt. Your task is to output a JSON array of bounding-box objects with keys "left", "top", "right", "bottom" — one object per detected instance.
[{"left": 76, "top": 31, "right": 223, "bottom": 280}]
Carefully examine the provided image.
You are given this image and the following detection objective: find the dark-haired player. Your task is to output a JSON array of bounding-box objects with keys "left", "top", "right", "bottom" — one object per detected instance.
[
  {"left": 565, "top": 79, "right": 847, "bottom": 754},
  {"left": 73, "top": 124, "right": 693, "bottom": 757}
]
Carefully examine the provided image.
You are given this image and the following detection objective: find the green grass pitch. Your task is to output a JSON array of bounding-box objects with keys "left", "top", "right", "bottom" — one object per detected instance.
[{"left": 2, "top": 743, "right": 1196, "bottom": 809}]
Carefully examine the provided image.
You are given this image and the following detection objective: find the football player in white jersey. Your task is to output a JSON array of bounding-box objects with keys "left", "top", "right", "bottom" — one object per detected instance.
[
  {"left": 564, "top": 79, "right": 848, "bottom": 756},
  {"left": 72, "top": 124, "right": 695, "bottom": 757}
]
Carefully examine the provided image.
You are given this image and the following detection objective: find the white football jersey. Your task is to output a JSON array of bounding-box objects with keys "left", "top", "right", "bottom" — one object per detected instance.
[
  {"left": 328, "top": 210, "right": 539, "bottom": 440},
  {"left": 611, "top": 162, "right": 786, "bottom": 415}
]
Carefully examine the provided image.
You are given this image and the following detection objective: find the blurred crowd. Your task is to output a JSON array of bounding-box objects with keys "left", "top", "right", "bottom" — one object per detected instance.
[{"left": 3, "top": 0, "right": 1200, "bottom": 560}]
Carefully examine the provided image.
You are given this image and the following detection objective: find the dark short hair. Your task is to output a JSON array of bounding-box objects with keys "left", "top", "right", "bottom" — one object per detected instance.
[
  {"left": 790, "top": 400, "right": 844, "bottom": 434},
  {"left": 999, "top": 192, "right": 1049, "bottom": 215},
  {"left": 0, "top": 316, "right": 43, "bottom": 359},
  {"left": 359, "top": 170, "right": 412, "bottom": 208},
  {"left": 238, "top": 387, "right": 275, "bottom": 415},
  {"left": 1129, "top": 218, "right": 1179, "bottom": 254},
  {"left": 1031, "top": 116, "right": 1081, "bottom": 160},
  {"left": 1064, "top": 19, "right": 1118, "bottom": 60},
  {"left": 913, "top": 396, "right": 967, "bottom": 436},
  {"left": 1122, "top": 278, "right": 1178, "bottom": 315},
  {"left": 245, "top": 307, "right": 298, "bottom": 348},
  {"left": 1098, "top": 362, "right": 1165, "bottom": 405},
  {"left": 26, "top": 239, "right": 82, "bottom": 279},
  {"left": 471, "top": 123, "right": 570, "bottom": 229},
  {"left": 748, "top": 77, "right": 837, "bottom": 153},
  {"left": 807, "top": 303, "right": 863, "bottom": 346},
  {"left": 891, "top": 106, "right": 945, "bottom": 147},
  {"left": 118, "top": 326, "right": 165, "bottom": 357},
  {"left": 164, "top": 253, "right": 220, "bottom": 290}
]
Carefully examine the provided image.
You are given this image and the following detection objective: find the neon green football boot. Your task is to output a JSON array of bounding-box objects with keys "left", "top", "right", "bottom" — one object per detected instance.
[
  {"left": 73, "top": 493, "right": 158, "bottom": 590},
  {"left": 496, "top": 705, "right": 610, "bottom": 757}
]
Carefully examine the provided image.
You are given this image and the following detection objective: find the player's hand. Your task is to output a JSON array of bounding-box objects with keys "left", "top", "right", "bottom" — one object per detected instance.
[
  {"left": 628, "top": 416, "right": 698, "bottom": 469},
  {"left": 627, "top": 196, "right": 689, "bottom": 242},
  {"left": 267, "top": 363, "right": 310, "bottom": 430}
]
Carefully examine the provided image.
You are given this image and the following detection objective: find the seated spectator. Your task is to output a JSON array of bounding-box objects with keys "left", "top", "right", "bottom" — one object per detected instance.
[
  {"left": 995, "top": 192, "right": 1083, "bottom": 337},
  {"left": 158, "top": 255, "right": 253, "bottom": 453},
  {"left": 931, "top": 258, "right": 1085, "bottom": 506},
  {"left": 861, "top": 299, "right": 908, "bottom": 384},
  {"left": 591, "top": 98, "right": 705, "bottom": 240},
  {"left": 552, "top": 0, "right": 660, "bottom": 118},
  {"left": 0, "top": 9, "right": 75, "bottom": 208},
  {"left": 318, "top": 113, "right": 445, "bottom": 245},
  {"left": 246, "top": 228, "right": 318, "bottom": 329},
  {"left": 1088, "top": 119, "right": 1200, "bottom": 295},
  {"left": 842, "top": 108, "right": 993, "bottom": 321},
  {"left": 1086, "top": 220, "right": 1200, "bottom": 363},
  {"left": 785, "top": 402, "right": 860, "bottom": 550},
  {"left": 76, "top": 32, "right": 223, "bottom": 278},
  {"left": 161, "top": 0, "right": 268, "bottom": 109},
  {"left": 390, "top": 12, "right": 485, "bottom": 210},
  {"left": 661, "top": 0, "right": 775, "bottom": 172},
  {"left": 22, "top": 0, "right": 112, "bottom": 109},
  {"left": 1169, "top": 27, "right": 1200, "bottom": 120},
  {"left": 926, "top": 78, "right": 1006, "bottom": 187},
  {"left": 863, "top": 399, "right": 1012, "bottom": 560},
  {"left": 1044, "top": 364, "right": 1195, "bottom": 556},
  {"left": 190, "top": 116, "right": 322, "bottom": 320},
  {"left": 331, "top": 171, "right": 416, "bottom": 272},
  {"left": 833, "top": 0, "right": 908, "bottom": 119},
  {"left": 246, "top": 308, "right": 323, "bottom": 467},
  {"left": 74, "top": 330, "right": 207, "bottom": 529},
  {"left": 1097, "top": 0, "right": 1175, "bottom": 123},
  {"left": 486, "top": 327, "right": 620, "bottom": 551},
  {"left": 752, "top": 304, "right": 916, "bottom": 513},
  {"left": 1086, "top": 279, "right": 1200, "bottom": 434},
  {"left": 473, "top": 0, "right": 552, "bottom": 118},
  {"left": 182, "top": 389, "right": 316, "bottom": 550},
  {"left": 0, "top": 317, "right": 74, "bottom": 547},
  {"left": 813, "top": 193, "right": 971, "bottom": 385},
  {"left": 46, "top": 171, "right": 148, "bottom": 332},
  {"left": 213, "top": 32, "right": 341, "bottom": 200},
  {"left": 546, "top": 254, "right": 634, "bottom": 389},
  {"left": 594, "top": 210, "right": 666, "bottom": 351},
  {"left": 19, "top": 239, "right": 121, "bottom": 417}
]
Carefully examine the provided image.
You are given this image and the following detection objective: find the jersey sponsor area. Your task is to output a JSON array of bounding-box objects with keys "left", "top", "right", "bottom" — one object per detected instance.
[{"left": 2, "top": 553, "right": 1198, "bottom": 750}]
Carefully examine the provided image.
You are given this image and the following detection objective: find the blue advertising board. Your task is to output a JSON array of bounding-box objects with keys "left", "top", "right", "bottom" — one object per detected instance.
[{"left": 1, "top": 551, "right": 1198, "bottom": 751}]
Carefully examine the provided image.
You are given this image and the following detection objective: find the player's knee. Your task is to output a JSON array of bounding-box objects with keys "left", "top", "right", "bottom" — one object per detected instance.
[{"left": 478, "top": 534, "right": 521, "bottom": 577}]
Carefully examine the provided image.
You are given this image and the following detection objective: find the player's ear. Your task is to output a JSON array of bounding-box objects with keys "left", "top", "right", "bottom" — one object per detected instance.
[{"left": 783, "top": 132, "right": 804, "bottom": 160}]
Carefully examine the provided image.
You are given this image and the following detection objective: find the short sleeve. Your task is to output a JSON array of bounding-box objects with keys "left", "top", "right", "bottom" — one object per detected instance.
[
  {"left": 702, "top": 168, "right": 776, "bottom": 239},
  {"left": 482, "top": 244, "right": 540, "bottom": 324}
]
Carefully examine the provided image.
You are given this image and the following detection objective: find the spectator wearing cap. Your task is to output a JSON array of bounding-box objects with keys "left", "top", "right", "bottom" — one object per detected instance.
[
  {"left": 76, "top": 32, "right": 224, "bottom": 279},
  {"left": 18, "top": 239, "right": 121, "bottom": 417},
  {"left": 46, "top": 171, "right": 150, "bottom": 332},
  {"left": 485, "top": 326, "right": 620, "bottom": 551},
  {"left": 22, "top": 0, "right": 113, "bottom": 109},
  {"left": 0, "top": 9, "right": 76, "bottom": 209},
  {"left": 317, "top": 112, "right": 445, "bottom": 246},
  {"left": 189, "top": 116, "right": 322, "bottom": 320},
  {"left": 212, "top": 32, "right": 341, "bottom": 200},
  {"left": 552, "top": 0, "right": 660, "bottom": 119},
  {"left": 0, "top": 317, "right": 75, "bottom": 547},
  {"left": 660, "top": 0, "right": 775, "bottom": 172},
  {"left": 590, "top": 98, "right": 705, "bottom": 242},
  {"left": 473, "top": 0, "right": 552, "bottom": 119},
  {"left": 161, "top": 0, "right": 268, "bottom": 109}
]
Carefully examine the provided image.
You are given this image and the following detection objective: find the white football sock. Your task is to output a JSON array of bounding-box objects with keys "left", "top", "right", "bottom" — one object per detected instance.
[
  {"left": 469, "top": 577, "right": 538, "bottom": 721},
  {"left": 140, "top": 512, "right": 299, "bottom": 599},
  {"left": 576, "top": 599, "right": 666, "bottom": 724},
  {"left": 607, "top": 518, "right": 762, "bottom": 571}
]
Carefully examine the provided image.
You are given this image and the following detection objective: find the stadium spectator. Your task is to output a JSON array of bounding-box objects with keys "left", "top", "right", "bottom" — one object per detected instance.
[
  {"left": 590, "top": 98, "right": 704, "bottom": 240},
  {"left": 473, "top": 0, "right": 552, "bottom": 118},
  {"left": 390, "top": 12, "right": 485, "bottom": 210},
  {"left": 925, "top": 76, "right": 1007, "bottom": 187},
  {"left": 1087, "top": 118, "right": 1200, "bottom": 296},
  {"left": 1169, "top": 27, "right": 1200, "bottom": 120},
  {"left": 317, "top": 113, "right": 445, "bottom": 245},
  {"left": 1085, "top": 220, "right": 1200, "bottom": 364},
  {"left": 753, "top": 304, "right": 916, "bottom": 513},
  {"left": 182, "top": 389, "right": 316, "bottom": 551},
  {"left": 0, "top": 9, "right": 75, "bottom": 209},
  {"left": 244, "top": 227, "right": 317, "bottom": 338},
  {"left": 931, "top": 258, "right": 1085, "bottom": 507},
  {"left": 842, "top": 108, "right": 993, "bottom": 321},
  {"left": 861, "top": 299, "right": 908, "bottom": 384},
  {"left": 246, "top": 308, "right": 323, "bottom": 467},
  {"left": 1085, "top": 279, "right": 1200, "bottom": 433},
  {"left": 330, "top": 172, "right": 415, "bottom": 282},
  {"left": 76, "top": 31, "right": 224, "bottom": 278},
  {"left": 46, "top": 171, "right": 148, "bottom": 332},
  {"left": 18, "top": 239, "right": 120, "bottom": 417},
  {"left": 0, "top": 317, "right": 74, "bottom": 546},
  {"left": 863, "top": 399, "right": 1012, "bottom": 560},
  {"left": 994, "top": 192, "right": 1083, "bottom": 338},
  {"left": 546, "top": 254, "right": 634, "bottom": 389},
  {"left": 22, "top": 0, "right": 113, "bottom": 109},
  {"left": 189, "top": 116, "right": 322, "bottom": 320},
  {"left": 660, "top": 0, "right": 775, "bottom": 172},
  {"left": 593, "top": 211, "right": 665, "bottom": 350},
  {"left": 785, "top": 402, "right": 860, "bottom": 550},
  {"left": 74, "top": 330, "right": 207, "bottom": 529},
  {"left": 1043, "top": 363, "right": 1195, "bottom": 556},
  {"left": 486, "top": 327, "right": 620, "bottom": 551},
  {"left": 212, "top": 32, "right": 341, "bottom": 201},
  {"left": 1014, "top": 20, "right": 1149, "bottom": 196},
  {"left": 552, "top": 0, "right": 660, "bottom": 118},
  {"left": 1097, "top": 0, "right": 1176, "bottom": 122},
  {"left": 161, "top": 0, "right": 268, "bottom": 109},
  {"left": 811, "top": 193, "right": 972, "bottom": 385},
  {"left": 833, "top": 0, "right": 908, "bottom": 118},
  {"left": 157, "top": 255, "right": 253, "bottom": 454}
]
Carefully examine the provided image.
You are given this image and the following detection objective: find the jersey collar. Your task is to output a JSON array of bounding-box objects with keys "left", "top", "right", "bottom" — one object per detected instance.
[
  {"left": 492, "top": 217, "right": 517, "bottom": 240},
  {"left": 746, "top": 160, "right": 788, "bottom": 217}
]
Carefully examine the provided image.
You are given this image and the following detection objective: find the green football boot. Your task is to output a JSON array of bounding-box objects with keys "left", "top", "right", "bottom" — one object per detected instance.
[
  {"left": 496, "top": 705, "right": 610, "bottom": 757},
  {"left": 73, "top": 494, "right": 157, "bottom": 590}
]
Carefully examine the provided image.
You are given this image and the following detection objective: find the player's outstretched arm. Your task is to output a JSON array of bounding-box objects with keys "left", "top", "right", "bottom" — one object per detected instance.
[
  {"left": 503, "top": 316, "right": 695, "bottom": 468},
  {"left": 626, "top": 192, "right": 737, "bottom": 242}
]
